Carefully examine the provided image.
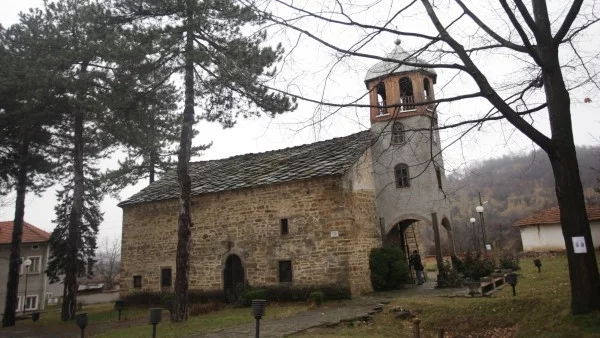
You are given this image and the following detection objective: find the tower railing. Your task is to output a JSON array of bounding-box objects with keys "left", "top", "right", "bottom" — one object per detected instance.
[{"left": 399, "top": 95, "right": 415, "bottom": 112}]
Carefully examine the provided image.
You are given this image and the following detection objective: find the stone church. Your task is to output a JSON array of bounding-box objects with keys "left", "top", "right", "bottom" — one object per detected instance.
[{"left": 119, "top": 41, "right": 454, "bottom": 297}]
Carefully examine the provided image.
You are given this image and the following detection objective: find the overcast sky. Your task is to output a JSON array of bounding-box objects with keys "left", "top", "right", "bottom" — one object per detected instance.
[{"left": 1, "top": 0, "right": 599, "bottom": 244}]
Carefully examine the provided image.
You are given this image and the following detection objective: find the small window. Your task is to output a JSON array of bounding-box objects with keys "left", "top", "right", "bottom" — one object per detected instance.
[
  {"left": 280, "top": 219, "right": 289, "bottom": 235},
  {"left": 24, "top": 295, "right": 38, "bottom": 311},
  {"left": 278, "top": 260, "right": 293, "bottom": 283},
  {"left": 27, "top": 256, "right": 42, "bottom": 274},
  {"left": 32, "top": 245, "right": 39, "bottom": 250},
  {"left": 391, "top": 122, "right": 405, "bottom": 144},
  {"left": 436, "top": 167, "right": 443, "bottom": 190},
  {"left": 161, "top": 268, "right": 172, "bottom": 287},
  {"left": 395, "top": 164, "right": 410, "bottom": 188},
  {"left": 133, "top": 275, "right": 142, "bottom": 288},
  {"left": 376, "top": 82, "right": 387, "bottom": 116}
]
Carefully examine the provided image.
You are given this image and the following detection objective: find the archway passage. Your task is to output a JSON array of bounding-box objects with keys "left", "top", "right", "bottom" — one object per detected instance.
[
  {"left": 224, "top": 254, "right": 244, "bottom": 301},
  {"left": 441, "top": 217, "right": 456, "bottom": 255},
  {"left": 386, "top": 219, "right": 421, "bottom": 255}
]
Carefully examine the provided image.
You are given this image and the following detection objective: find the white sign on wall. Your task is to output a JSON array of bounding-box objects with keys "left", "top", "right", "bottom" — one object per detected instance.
[
  {"left": 572, "top": 236, "right": 587, "bottom": 254},
  {"left": 330, "top": 231, "right": 339, "bottom": 238}
]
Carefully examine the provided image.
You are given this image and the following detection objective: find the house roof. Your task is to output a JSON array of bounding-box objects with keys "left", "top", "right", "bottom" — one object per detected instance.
[
  {"left": 512, "top": 205, "right": 600, "bottom": 227},
  {"left": 365, "top": 40, "right": 437, "bottom": 82},
  {"left": 119, "top": 130, "right": 373, "bottom": 207},
  {"left": 0, "top": 221, "right": 50, "bottom": 245}
]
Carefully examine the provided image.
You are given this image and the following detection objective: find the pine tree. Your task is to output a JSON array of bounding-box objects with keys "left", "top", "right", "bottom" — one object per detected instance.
[
  {"left": 0, "top": 14, "right": 66, "bottom": 327},
  {"left": 111, "top": 0, "right": 297, "bottom": 321}
]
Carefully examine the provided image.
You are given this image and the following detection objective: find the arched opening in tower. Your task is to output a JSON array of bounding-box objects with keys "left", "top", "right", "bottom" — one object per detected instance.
[
  {"left": 376, "top": 82, "right": 387, "bottom": 115},
  {"left": 386, "top": 219, "right": 421, "bottom": 255},
  {"left": 423, "top": 78, "right": 434, "bottom": 110},
  {"left": 398, "top": 77, "right": 414, "bottom": 111}
]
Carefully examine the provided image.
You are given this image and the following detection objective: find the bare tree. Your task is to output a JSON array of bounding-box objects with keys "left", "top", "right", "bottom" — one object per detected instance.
[
  {"left": 243, "top": 0, "right": 600, "bottom": 314},
  {"left": 95, "top": 237, "right": 121, "bottom": 290}
]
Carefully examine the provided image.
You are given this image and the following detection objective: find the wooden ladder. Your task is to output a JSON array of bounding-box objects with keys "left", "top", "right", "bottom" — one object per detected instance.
[{"left": 404, "top": 222, "right": 420, "bottom": 283}]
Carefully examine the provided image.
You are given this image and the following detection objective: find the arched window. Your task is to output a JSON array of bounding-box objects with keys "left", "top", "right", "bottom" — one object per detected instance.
[
  {"left": 395, "top": 164, "right": 410, "bottom": 188},
  {"left": 423, "top": 78, "right": 431, "bottom": 100},
  {"left": 391, "top": 122, "right": 405, "bottom": 144},
  {"left": 376, "top": 82, "right": 387, "bottom": 115},
  {"left": 398, "top": 77, "right": 414, "bottom": 111}
]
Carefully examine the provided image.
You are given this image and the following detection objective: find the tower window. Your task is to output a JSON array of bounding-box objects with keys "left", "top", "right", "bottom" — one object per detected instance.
[
  {"left": 133, "top": 275, "right": 142, "bottom": 288},
  {"left": 280, "top": 218, "right": 289, "bottom": 235},
  {"left": 395, "top": 164, "right": 410, "bottom": 188},
  {"left": 376, "top": 82, "right": 387, "bottom": 116},
  {"left": 436, "top": 167, "right": 443, "bottom": 190},
  {"left": 398, "top": 77, "right": 414, "bottom": 111},
  {"left": 391, "top": 122, "right": 405, "bottom": 144}
]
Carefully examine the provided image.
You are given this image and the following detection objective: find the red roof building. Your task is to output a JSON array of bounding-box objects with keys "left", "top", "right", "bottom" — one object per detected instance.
[
  {"left": 513, "top": 206, "right": 600, "bottom": 252},
  {"left": 0, "top": 221, "right": 50, "bottom": 245}
]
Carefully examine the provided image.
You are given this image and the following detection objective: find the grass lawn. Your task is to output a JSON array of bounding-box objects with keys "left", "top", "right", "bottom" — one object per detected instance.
[
  {"left": 299, "top": 253, "right": 600, "bottom": 338},
  {"left": 92, "top": 302, "right": 307, "bottom": 338}
]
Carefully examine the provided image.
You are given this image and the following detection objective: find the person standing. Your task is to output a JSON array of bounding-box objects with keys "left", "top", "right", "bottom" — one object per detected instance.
[{"left": 409, "top": 250, "right": 425, "bottom": 285}]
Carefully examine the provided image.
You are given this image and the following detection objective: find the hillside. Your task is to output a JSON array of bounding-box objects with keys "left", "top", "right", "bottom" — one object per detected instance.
[{"left": 445, "top": 146, "right": 600, "bottom": 251}]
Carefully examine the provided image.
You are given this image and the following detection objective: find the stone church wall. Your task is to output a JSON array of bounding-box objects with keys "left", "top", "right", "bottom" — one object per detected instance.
[{"left": 120, "top": 169, "right": 380, "bottom": 297}]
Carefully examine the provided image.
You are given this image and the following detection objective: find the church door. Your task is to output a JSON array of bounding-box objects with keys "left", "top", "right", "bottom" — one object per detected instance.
[{"left": 224, "top": 254, "right": 244, "bottom": 302}]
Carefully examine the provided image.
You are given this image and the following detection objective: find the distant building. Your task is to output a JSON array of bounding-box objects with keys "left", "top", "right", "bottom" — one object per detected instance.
[
  {"left": 0, "top": 221, "right": 51, "bottom": 315},
  {"left": 513, "top": 206, "right": 600, "bottom": 252},
  {"left": 119, "top": 40, "right": 455, "bottom": 298}
]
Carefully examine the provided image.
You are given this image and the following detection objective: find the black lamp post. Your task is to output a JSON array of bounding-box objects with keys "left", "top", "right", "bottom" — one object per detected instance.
[
  {"left": 149, "top": 308, "right": 162, "bottom": 338},
  {"left": 75, "top": 313, "right": 88, "bottom": 338},
  {"left": 506, "top": 273, "right": 518, "bottom": 296},
  {"left": 23, "top": 259, "right": 32, "bottom": 312},
  {"left": 251, "top": 299, "right": 267, "bottom": 338},
  {"left": 469, "top": 218, "right": 479, "bottom": 251},
  {"left": 115, "top": 300, "right": 125, "bottom": 321},
  {"left": 476, "top": 205, "right": 487, "bottom": 250},
  {"left": 534, "top": 259, "right": 542, "bottom": 273}
]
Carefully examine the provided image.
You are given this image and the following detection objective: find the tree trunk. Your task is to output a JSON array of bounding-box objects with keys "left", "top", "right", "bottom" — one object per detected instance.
[
  {"left": 172, "top": 1, "right": 195, "bottom": 322},
  {"left": 532, "top": 0, "right": 600, "bottom": 313},
  {"left": 2, "top": 131, "right": 30, "bottom": 327},
  {"left": 62, "top": 64, "right": 87, "bottom": 321}
]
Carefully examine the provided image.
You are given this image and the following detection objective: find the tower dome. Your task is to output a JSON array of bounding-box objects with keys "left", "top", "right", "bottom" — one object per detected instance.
[{"left": 365, "top": 39, "right": 436, "bottom": 83}]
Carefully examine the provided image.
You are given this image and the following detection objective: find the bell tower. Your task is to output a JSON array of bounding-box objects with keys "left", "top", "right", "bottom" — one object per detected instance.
[{"left": 365, "top": 39, "right": 455, "bottom": 256}]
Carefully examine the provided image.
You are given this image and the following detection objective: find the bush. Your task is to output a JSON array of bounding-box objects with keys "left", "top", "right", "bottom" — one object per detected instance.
[
  {"left": 189, "top": 300, "right": 222, "bottom": 316},
  {"left": 308, "top": 291, "right": 324, "bottom": 307},
  {"left": 436, "top": 260, "right": 464, "bottom": 288},
  {"left": 369, "top": 247, "right": 410, "bottom": 291},
  {"left": 243, "top": 285, "right": 350, "bottom": 304},
  {"left": 244, "top": 289, "right": 268, "bottom": 305},
  {"left": 458, "top": 251, "right": 496, "bottom": 281},
  {"left": 498, "top": 251, "right": 520, "bottom": 271},
  {"left": 122, "top": 290, "right": 226, "bottom": 306}
]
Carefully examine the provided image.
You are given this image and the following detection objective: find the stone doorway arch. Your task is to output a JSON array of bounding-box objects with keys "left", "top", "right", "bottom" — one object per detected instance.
[
  {"left": 386, "top": 218, "right": 423, "bottom": 256},
  {"left": 223, "top": 254, "right": 245, "bottom": 302}
]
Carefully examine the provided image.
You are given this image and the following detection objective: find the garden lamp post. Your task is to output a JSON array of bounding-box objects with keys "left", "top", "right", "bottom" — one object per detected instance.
[
  {"left": 469, "top": 217, "right": 479, "bottom": 251},
  {"left": 23, "top": 258, "right": 32, "bottom": 312},
  {"left": 251, "top": 299, "right": 267, "bottom": 338},
  {"left": 475, "top": 205, "right": 487, "bottom": 250},
  {"left": 75, "top": 313, "right": 88, "bottom": 338},
  {"left": 149, "top": 308, "right": 162, "bottom": 338}
]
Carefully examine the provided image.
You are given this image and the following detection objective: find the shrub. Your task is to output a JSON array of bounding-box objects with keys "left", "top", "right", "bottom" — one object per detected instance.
[
  {"left": 308, "top": 291, "right": 324, "bottom": 307},
  {"left": 498, "top": 251, "right": 520, "bottom": 271},
  {"left": 436, "top": 260, "right": 464, "bottom": 288},
  {"left": 243, "top": 285, "right": 350, "bottom": 304},
  {"left": 189, "top": 301, "right": 222, "bottom": 316},
  {"left": 459, "top": 251, "right": 495, "bottom": 281},
  {"left": 122, "top": 290, "right": 226, "bottom": 307},
  {"left": 244, "top": 289, "right": 268, "bottom": 305},
  {"left": 369, "top": 247, "right": 410, "bottom": 291}
]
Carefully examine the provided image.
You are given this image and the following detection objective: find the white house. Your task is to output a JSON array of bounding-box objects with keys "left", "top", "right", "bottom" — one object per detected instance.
[{"left": 513, "top": 206, "right": 600, "bottom": 252}]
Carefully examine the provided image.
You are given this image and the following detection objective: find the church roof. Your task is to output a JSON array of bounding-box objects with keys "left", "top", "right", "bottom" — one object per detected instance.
[
  {"left": 365, "top": 40, "right": 437, "bottom": 82},
  {"left": 119, "top": 130, "right": 373, "bottom": 207}
]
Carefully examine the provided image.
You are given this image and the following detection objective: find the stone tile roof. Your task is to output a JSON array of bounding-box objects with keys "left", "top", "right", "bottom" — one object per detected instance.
[
  {"left": 365, "top": 41, "right": 437, "bottom": 82},
  {"left": 0, "top": 221, "right": 50, "bottom": 245},
  {"left": 512, "top": 205, "right": 600, "bottom": 227},
  {"left": 119, "top": 131, "right": 373, "bottom": 207}
]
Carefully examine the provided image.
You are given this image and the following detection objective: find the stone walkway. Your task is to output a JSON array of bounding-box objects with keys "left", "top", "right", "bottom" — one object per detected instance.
[{"left": 192, "top": 281, "right": 467, "bottom": 338}]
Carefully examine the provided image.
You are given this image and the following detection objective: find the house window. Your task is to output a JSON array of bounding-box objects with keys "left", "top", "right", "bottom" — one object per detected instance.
[
  {"left": 161, "top": 268, "right": 172, "bottom": 287},
  {"left": 436, "top": 167, "right": 443, "bottom": 190},
  {"left": 133, "top": 275, "right": 142, "bottom": 288},
  {"left": 24, "top": 295, "right": 38, "bottom": 311},
  {"left": 395, "top": 164, "right": 410, "bottom": 188},
  {"left": 280, "top": 219, "right": 289, "bottom": 235},
  {"left": 32, "top": 245, "right": 39, "bottom": 250},
  {"left": 16, "top": 296, "right": 22, "bottom": 312},
  {"left": 391, "top": 122, "right": 405, "bottom": 144},
  {"left": 278, "top": 260, "right": 293, "bottom": 283},
  {"left": 27, "top": 256, "right": 42, "bottom": 274}
]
